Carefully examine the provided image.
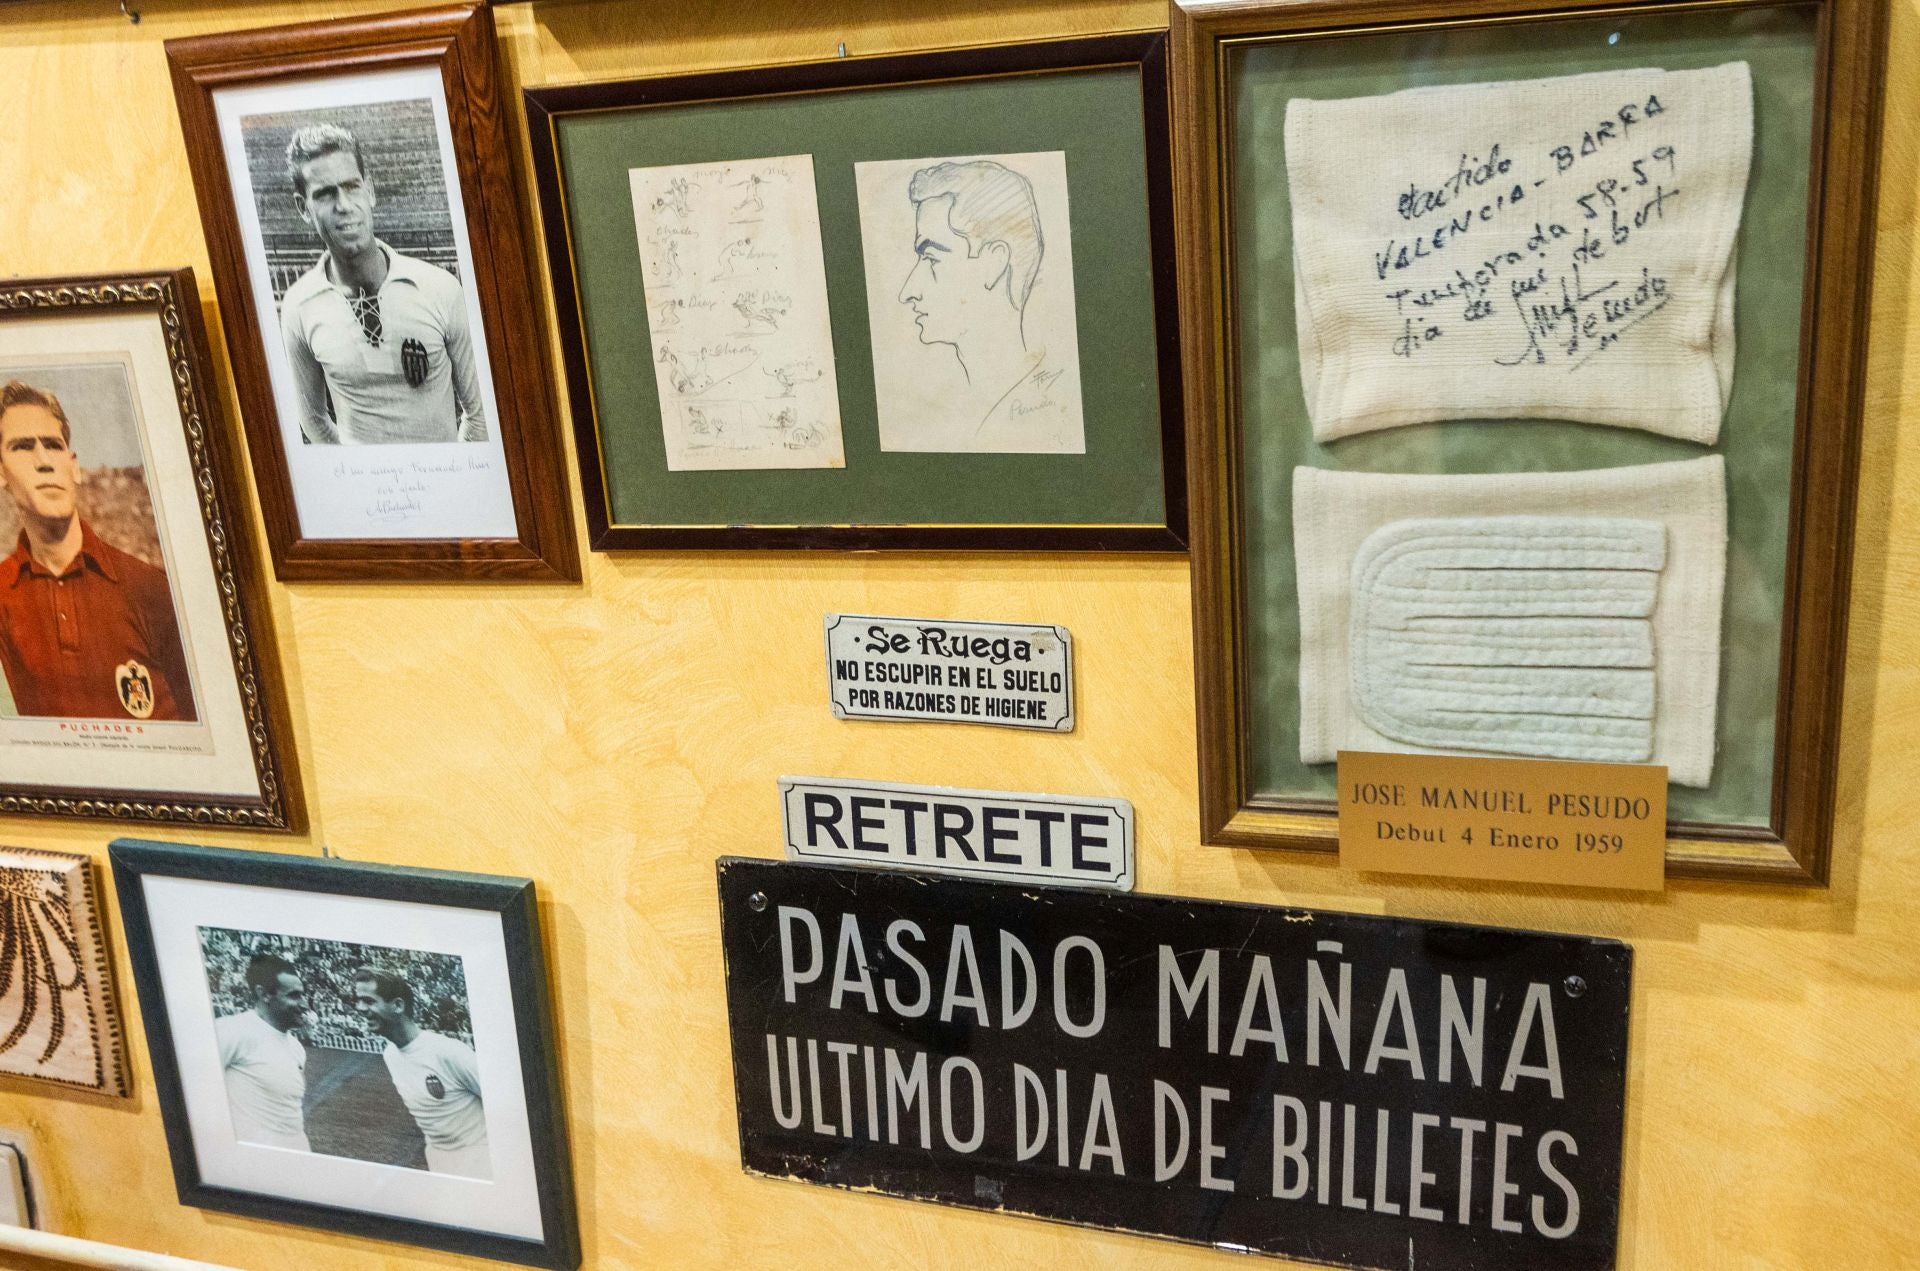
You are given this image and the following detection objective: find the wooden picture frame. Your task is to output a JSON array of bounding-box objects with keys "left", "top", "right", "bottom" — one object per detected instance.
[
  {"left": 1174, "top": 0, "right": 1888, "bottom": 883},
  {"left": 167, "top": 5, "right": 578, "bottom": 582},
  {"left": 525, "top": 33, "right": 1187, "bottom": 552},
  {"left": 0, "top": 269, "right": 301, "bottom": 831},
  {"left": 110, "top": 838, "right": 581, "bottom": 1269}
]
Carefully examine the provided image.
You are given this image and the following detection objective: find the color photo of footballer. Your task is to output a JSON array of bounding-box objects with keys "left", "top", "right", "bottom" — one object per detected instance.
[
  {"left": 0, "top": 365, "right": 199, "bottom": 724},
  {"left": 198, "top": 926, "right": 491, "bottom": 1180}
]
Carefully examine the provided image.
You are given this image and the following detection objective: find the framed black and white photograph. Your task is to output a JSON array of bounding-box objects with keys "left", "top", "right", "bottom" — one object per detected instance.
[
  {"left": 233, "top": 94, "right": 497, "bottom": 455},
  {"left": 109, "top": 839, "right": 579, "bottom": 1269},
  {"left": 167, "top": 6, "right": 577, "bottom": 581},
  {"left": 0, "top": 271, "right": 300, "bottom": 830}
]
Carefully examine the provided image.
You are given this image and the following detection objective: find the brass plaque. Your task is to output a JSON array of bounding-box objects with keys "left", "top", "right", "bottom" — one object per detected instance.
[{"left": 1338, "top": 751, "right": 1666, "bottom": 891}]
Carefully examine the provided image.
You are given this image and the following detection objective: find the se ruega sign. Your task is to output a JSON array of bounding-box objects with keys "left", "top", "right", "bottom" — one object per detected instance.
[
  {"left": 825, "top": 614, "right": 1073, "bottom": 731},
  {"left": 1338, "top": 751, "right": 1667, "bottom": 891}
]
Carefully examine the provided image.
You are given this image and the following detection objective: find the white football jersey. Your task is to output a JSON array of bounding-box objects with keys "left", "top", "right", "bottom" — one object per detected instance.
[
  {"left": 382, "top": 1030, "right": 490, "bottom": 1177},
  {"left": 214, "top": 1010, "right": 309, "bottom": 1151}
]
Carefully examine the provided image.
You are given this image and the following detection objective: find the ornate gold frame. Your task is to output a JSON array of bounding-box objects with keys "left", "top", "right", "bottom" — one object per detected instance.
[{"left": 0, "top": 271, "right": 301, "bottom": 830}]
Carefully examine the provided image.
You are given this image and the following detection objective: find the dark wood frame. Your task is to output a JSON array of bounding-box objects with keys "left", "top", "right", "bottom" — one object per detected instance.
[
  {"left": 108, "top": 838, "right": 581, "bottom": 1269},
  {"left": 524, "top": 32, "right": 1188, "bottom": 552},
  {"left": 1175, "top": 0, "right": 1888, "bottom": 884},
  {"left": 0, "top": 270, "right": 302, "bottom": 831},
  {"left": 167, "top": 5, "right": 578, "bottom": 582}
]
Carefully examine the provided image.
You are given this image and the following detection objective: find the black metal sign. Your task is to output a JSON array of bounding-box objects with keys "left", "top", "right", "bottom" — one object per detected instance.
[{"left": 719, "top": 858, "right": 1630, "bottom": 1270}]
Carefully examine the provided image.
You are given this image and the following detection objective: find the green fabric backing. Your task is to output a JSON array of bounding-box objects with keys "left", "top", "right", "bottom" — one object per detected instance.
[
  {"left": 1230, "top": 5, "right": 1818, "bottom": 826},
  {"left": 553, "top": 65, "right": 1167, "bottom": 528}
]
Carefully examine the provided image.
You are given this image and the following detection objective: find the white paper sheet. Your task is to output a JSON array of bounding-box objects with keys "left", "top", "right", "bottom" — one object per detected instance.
[
  {"left": 855, "top": 151, "right": 1086, "bottom": 454},
  {"left": 629, "top": 155, "right": 845, "bottom": 471}
]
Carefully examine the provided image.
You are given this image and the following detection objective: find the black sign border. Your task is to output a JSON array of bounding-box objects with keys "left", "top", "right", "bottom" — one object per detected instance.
[{"left": 718, "top": 856, "right": 1631, "bottom": 1271}]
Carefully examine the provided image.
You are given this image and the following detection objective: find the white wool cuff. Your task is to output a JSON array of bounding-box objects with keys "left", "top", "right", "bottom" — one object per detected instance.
[
  {"left": 1285, "top": 63, "right": 1753, "bottom": 444},
  {"left": 1294, "top": 456, "right": 1727, "bottom": 786}
]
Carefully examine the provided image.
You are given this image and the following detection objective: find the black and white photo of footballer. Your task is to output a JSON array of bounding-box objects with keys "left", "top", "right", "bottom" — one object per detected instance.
[
  {"left": 239, "top": 98, "right": 489, "bottom": 446},
  {"left": 199, "top": 927, "right": 491, "bottom": 1179}
]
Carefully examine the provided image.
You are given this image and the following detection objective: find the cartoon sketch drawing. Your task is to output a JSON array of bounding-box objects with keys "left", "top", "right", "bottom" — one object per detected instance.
[
  {"left": 630, "top": 155, "right": 846, "bottom": 470},
  {"left": 763, "top": 362, "right": 824, "bottom": 397},
  {"left": 715, "top": 237, "right": 757, "bottom": 280},
  {"left": 681, "top": 401, "right": 753, "bottom": 448},
  {"left": 649, "top": 239, "right": 683, "bottom": 285},
  {"left": 774, "top": 408, "right": 824, "bottom": 450},
  {"left": 657, "top": 346, "right": 703, "bottom": 395},
  {"left": 732, "top": 174, "right": 768, "bottom": 216},
  {"left": 651, "top": 177, "right": 696, "bottom": 218},
  {"left": 657, "top": 346, "right": 757, "bottom": 398},
  {"left": 681, "top": 400, "right": 816, "bottom": 453},
  {"left": 897, "top": 160, "right": 1056, "bottom": 430},
  {"left": 732, "top": 293, "right": 786, "bottom": 335}
]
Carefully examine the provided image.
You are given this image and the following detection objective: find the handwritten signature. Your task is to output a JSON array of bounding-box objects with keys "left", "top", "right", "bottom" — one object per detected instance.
[{"left": 1371, "top": 98, "right": 1689, "bottom": 374}]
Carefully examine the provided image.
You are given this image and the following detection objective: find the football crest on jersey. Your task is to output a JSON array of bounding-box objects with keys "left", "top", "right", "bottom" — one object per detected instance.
[
  {"left": 425, "top": 1074, "right": 445, "bottom": 1099},
  {"left": 115, "top": 660, "right": 154, "bottom": 719},
  {"left": 402, "top": 337, "right": 429, "bottom": 387}
]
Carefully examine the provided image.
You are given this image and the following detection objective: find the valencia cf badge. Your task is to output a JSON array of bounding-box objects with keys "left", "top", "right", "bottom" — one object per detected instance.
[
  {"left": 115, "top": 660, "right": 155, "bottom": 719},
  {"left": 425, "top": 1074, "right": 446, "bottom": 1099},
  {"left": 402, "top": 337, "right": 429, "bottom": 387}
]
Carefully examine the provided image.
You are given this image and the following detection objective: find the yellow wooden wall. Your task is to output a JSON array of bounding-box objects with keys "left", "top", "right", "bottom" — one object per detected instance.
[{"left": 1, "top": 0, "right": 1916, "bottom": 1267}]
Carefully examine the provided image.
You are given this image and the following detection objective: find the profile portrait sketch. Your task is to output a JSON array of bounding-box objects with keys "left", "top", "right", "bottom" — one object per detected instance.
[
  {"left": 239, "top": 98, "right": 493, "bottom": 448},
  {"left": 857, "top": 150, "right": 1086, "bottom": 454}
]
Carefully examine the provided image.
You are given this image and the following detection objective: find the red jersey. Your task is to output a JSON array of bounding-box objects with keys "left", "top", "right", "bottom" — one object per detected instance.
[{"left": 0, "top": 525, "right": 198, "bottom": 722}]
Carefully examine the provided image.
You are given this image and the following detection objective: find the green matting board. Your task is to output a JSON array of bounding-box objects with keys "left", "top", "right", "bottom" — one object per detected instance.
[
  {"left": 1231, "top": 5, "right": 1817, "bottom": 827},
  {"left": 552, "top": 65, "right": 1167, "bottom": 528}
]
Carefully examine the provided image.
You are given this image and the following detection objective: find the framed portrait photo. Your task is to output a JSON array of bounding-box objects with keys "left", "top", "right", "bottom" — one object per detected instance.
[
  {"left": 166, "top": 5, "right": 578, "bottom": 581},
  {"left": 1174, "top": 0, "right": 1887, "bottom": 882},
  {"left": 109, "top": 839, "right": 580, "bottom": 1269},
  {"left": 0, "top": 271, "right": 299, "bottom": 830},
  {"left": 525, "top": 33, "right": 1186, "bottom": 551}
]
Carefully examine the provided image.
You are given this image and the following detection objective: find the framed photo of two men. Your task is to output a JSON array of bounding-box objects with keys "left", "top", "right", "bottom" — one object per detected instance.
[
  {"left": 0, "top": 271, "right": 299, "bottom": 830},
  {"left": 525, "top": 33, "right": 1186, "bottom": 551},
  {"left": 1174, "top": 0, "right": 1888, "bottom": 883},
  {"left": 166, "top": 5, "right": 578, "bottom": 581},
  {"left": 109, "top": 839, "right": 581, "bottom": 1268}
]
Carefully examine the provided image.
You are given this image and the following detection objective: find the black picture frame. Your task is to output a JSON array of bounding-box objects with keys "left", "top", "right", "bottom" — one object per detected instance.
[
  {"left": 524, "top": 32, "right": 1187, "bottom": 552},
  {"left": 108, "top": 838, "right": 580, "bottom": 1269}
]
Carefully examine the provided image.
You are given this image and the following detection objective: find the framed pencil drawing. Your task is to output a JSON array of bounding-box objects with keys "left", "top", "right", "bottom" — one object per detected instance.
[
  {"left": 111, "top": 838, "right": 580, "bottom": 1269},
  {"left": 1174, "top": 0, "right": 1887, "bottom": 882},
  {"left": 0, "top": 270, "right": 300, "bottom": 831},
  {"left": 167, "top": 4, "right": 578, "bottom": 582},
  {"left": 525, "top": 33, "right": 1186, "bottom": 551}
]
